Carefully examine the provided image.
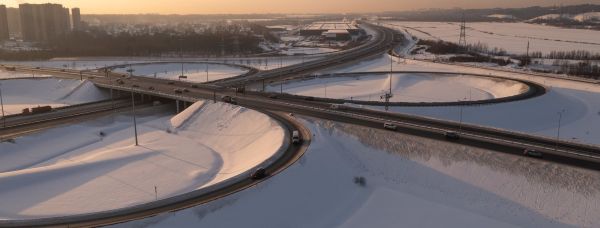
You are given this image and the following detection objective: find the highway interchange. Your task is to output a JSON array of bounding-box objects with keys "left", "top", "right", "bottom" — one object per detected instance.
[{"left": 1, "top": 22, "right": 600, "bottom": 227}]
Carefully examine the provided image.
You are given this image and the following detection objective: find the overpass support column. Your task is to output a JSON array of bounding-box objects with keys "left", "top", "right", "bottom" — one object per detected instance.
[{"left": 176, "top": 100, "right": 180, "bottom": 113}]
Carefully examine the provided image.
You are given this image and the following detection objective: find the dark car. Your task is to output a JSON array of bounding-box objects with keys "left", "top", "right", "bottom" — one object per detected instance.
[
  {"left": 174, "top": 89, "right": 183, "bottom": 94},
  {"left": 250, "top": 167, "right": 268, "bottom": 180},
  {"left": 132, "top": 84, "right": 139, "bottom": 88},
  {"left": 191, "top": 84, "right": 199, "bottom": 88},
  {"left": 183, "top": 88, "right": 190, "bottom": 93},
  {"left": 523, "top": 149, "right": 543, "bottom": 158},
  {"left": 167, "top": 81, "right": 175, "bottom": 85},
  {"left": 445, "top": 131, "right": 460, "bottom": 140},
  {"left": 148, "top": 86, "right": 155, "bottom": 91},
  {"left": 268, "top": 94, "right": 278, "bottom": 99}
]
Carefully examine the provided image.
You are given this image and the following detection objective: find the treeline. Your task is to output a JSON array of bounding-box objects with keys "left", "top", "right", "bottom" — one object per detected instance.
[
  {"left": 416, "top": 40, "right": 507, "bottom": 56},
  {"left": 530, "top": 50, "right": 600, "bottom": 60},
  {"left": 532, "top": 61, "right": 600, "bottom": 79},
  {"left": 0, "top": 26, "right": 266, "bottom": 60}
]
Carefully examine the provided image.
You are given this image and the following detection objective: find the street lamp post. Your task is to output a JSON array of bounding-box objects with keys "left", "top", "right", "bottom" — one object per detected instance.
[
  {"left": 206, "top": 63, "right": 209, "bottom": 82},
  {"left": 556, "top": 109, "right": 565, "bottom": 151},
  {"left": 131, "top": 88, "right": 139, "bottom": 146},
  {"left": 0, "top": 83, "right": 5, "bottom": 128}
]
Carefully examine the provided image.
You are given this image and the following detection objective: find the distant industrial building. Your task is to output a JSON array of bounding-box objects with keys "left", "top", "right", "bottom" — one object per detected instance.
[
  {"left": 0, "top": 5, "right": 9, "bottom": 40},
  {"left": 72, "top": 8, "right": 81, "bottom": 31},
  {"left": 299, "top": 21, "right": 362, "bottom": 41},
  {"left": 323, "top": 29, "right": 351, "bottom": 40},
  {"left": 19, "top": 3, "right": 71, "bottom": 42},
  {"left": 299, "top": 22, "right": 361, "bottom": 38}
]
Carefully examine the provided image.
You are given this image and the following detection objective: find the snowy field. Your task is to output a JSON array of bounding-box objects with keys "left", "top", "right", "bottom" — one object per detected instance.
[
  {"left": 383, "top": 21, "right": 600, "bottom": 55},
  {"left": 320, "top": 53, "right": 600, "bottom": 145},
  {"left": 0, "top": 78, "right": 108, "bottom": 115},
  {"left": 0, "top": 101, "right": 285, "bottom": 219},
  {"left": 268, "top": 73, "right": 527, "bottom": 102},
  {"left": 112, "top": 63, "right": 249, "bottom": 83},
  {"left": 118, "top": 119, "right": 600, "bottom": 227}
]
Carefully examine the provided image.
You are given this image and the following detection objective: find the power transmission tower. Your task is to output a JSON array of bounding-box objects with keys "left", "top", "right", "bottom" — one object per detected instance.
[
  {"left": 526, "top": 40, "right": 530, "bottom": 58},
  {"left": 458, "top": 14, "right": 467, "bottom": 49}
]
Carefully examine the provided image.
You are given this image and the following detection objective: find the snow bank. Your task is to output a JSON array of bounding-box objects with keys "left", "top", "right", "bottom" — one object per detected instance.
[
  {"left": 117, "top": 119, "right": 599, "bottom": 227},
  {"left": 0, "top": 78, "right": 108, "bottom": 115},
  {"left": 169, "top": 100, "right": 206, "bottom": 130},
  {"left": 0, "top": 102, "right": 285, "bottom": 219}
]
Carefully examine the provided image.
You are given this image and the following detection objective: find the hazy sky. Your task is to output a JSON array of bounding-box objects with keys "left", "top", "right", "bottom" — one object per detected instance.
[{"left": 4, "top": 0, "right": 599, "bottom": 14}]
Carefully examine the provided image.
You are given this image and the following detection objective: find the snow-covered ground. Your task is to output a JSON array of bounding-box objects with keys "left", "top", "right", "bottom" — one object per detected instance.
[
  {"left": 0, "top": 101, "right": 285, "bottom": 219},
  {"left": 383, "top": 21, "right": 600, "bottom": 55},
  {"left": 268, "top": 73, "right": 527, "bottom": 102},
  {"left": 0, "top": 78, "right": 108, "bottom": 115},
  {"left": 319, "top": 53, "right": 600, "bottom": 145},
  {"left": 117, "top": 119, "right": 600, "bottom": 227},
  {"left": 112, "top": 63, "right": 249, "bottom": 83}
]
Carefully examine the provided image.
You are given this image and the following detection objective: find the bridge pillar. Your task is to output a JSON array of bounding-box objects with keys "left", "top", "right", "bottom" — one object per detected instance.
[{"left": 176, "top": 100, "right": 180, "bottom": 113}]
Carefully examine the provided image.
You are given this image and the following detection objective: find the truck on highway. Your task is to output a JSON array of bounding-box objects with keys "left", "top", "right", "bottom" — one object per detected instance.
[{"left": 22, "top": 106, "right": 52, "bottom": 115}]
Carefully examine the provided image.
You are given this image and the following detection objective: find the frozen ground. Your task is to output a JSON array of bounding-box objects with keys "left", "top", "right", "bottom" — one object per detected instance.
[
  {"left": 112, "top": 63, "right": 249, "bottom": 83},
  {"left": 320, "top": 53, "right": 600, "bottom": 146},
  {"left": 383, "top": 21, "right": 600, "bottom": 55},
  {"left": 0, "top": 101, "right": 285, "bottom": 219},
  {"left": 118, "top": 119, "right": 600, "bottom": 227},
  {"left": 267, "top": 73, "right": 527, "bottom": 102},
  {"left": 0, "top": 78, "right": 108, "bottom": 115}
]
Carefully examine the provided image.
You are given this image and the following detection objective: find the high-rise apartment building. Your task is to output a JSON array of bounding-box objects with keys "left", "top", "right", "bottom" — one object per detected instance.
[
  {"left": 0, "top": 5, "right": 9, "bottom": 40},
  {"left": 72, "top": 8, "right": 81, "bottom": 31},
  {"left": 19, "top": 3, "right": 71, "bottom": 42}
]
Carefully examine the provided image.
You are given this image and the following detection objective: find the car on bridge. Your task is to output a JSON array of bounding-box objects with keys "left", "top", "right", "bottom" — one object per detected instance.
[
  {"left": 445, "top": 131, "right": 460, "bottom": 140},
  {"left": 174, "top": 89, "right": 183, "bottom": 94},
  {"left": 523, "top": 149, "right": 543, "bottom": 158}
]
